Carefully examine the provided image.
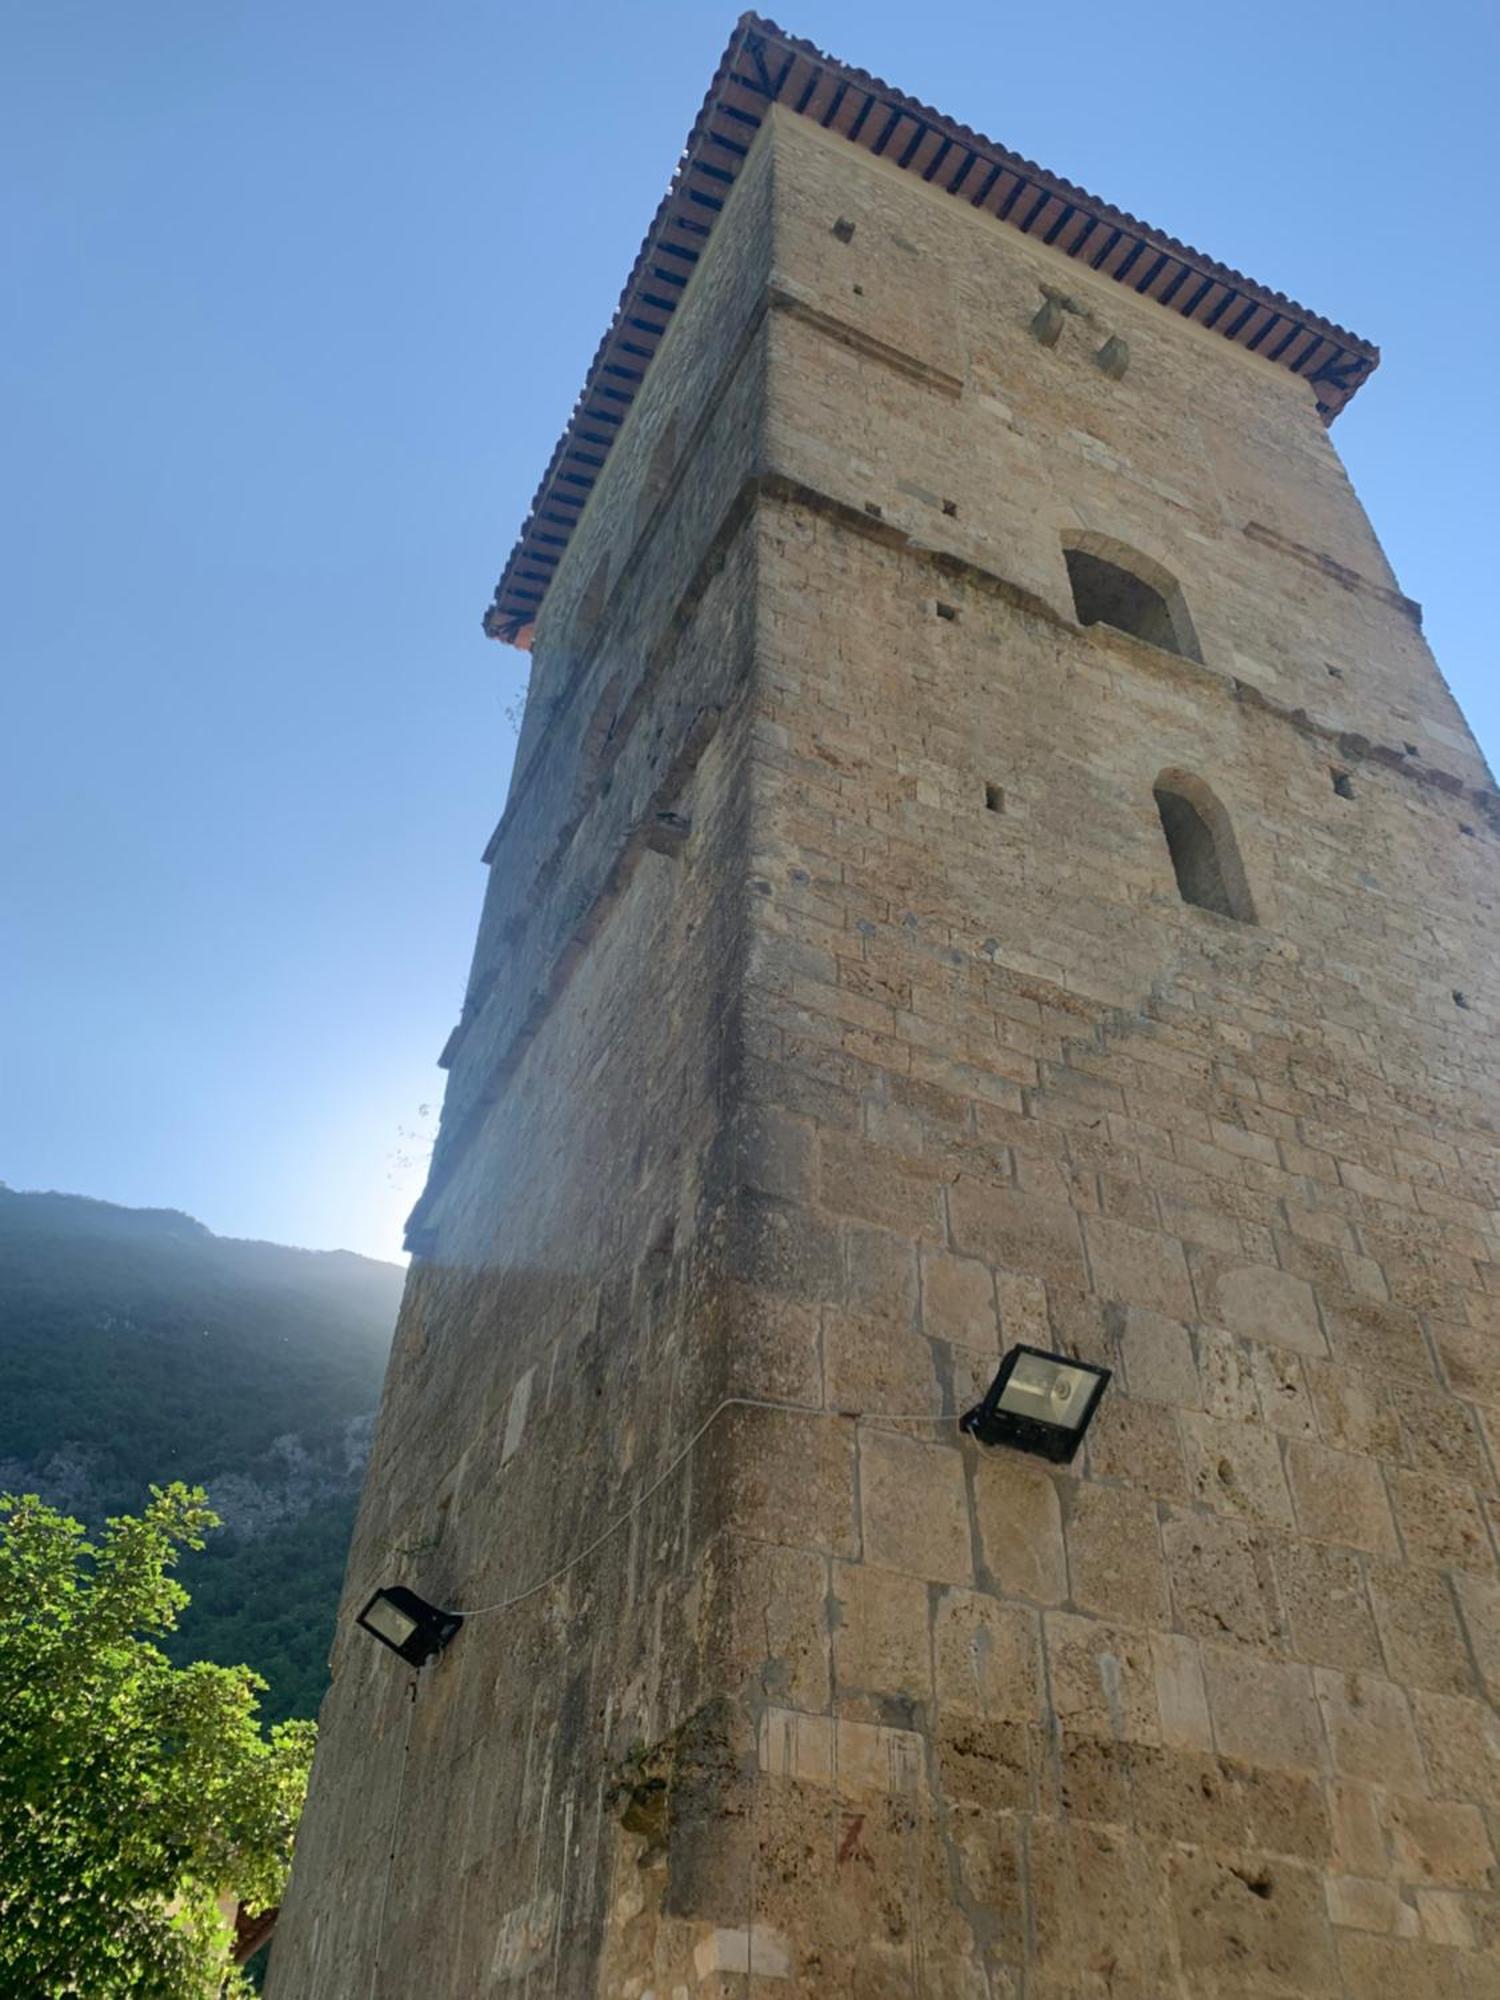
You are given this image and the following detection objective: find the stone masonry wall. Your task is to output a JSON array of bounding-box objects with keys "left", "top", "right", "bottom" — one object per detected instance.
[
  {"left": 271, "top": 101, "right": 1500, "bottom": 2000},
  {"left": 267, "top": 128, "right": 780, "bottom": 1996},
  {"left": 705, "top": 110, "right": 1500, "bottom": 1997}
]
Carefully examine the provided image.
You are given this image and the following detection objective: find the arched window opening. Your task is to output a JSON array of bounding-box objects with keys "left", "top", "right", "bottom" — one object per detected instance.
[
  {"left": 1153, "top": 772, "right": 1255, "bottom": 923},
  {"left": 1064, "top": 539, "right": 1202, "bottom": 662}
]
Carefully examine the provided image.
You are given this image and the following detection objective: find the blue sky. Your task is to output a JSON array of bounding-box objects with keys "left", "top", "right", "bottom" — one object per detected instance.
[{"left": 4, "top": 2, "right": 1495, "bottom": 1262}]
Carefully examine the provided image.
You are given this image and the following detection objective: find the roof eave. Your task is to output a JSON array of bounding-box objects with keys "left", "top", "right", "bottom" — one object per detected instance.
[{"left": 485, "top": 13, "right": 1379, "bottom": 645}]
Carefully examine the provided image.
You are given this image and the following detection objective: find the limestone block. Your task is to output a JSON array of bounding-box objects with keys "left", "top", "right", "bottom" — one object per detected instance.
[
  {"left": 994, "top": 1268, "right": 1049, "bottom": 1348},
  {"left": 706, "top": 1535, "right": 830, "bottom": 1712},
  {"left": 1247, "top": 1341, "right": 1318, "bottom": 1438},
  {"left": 919, "top": 1247, "right": 999, "bottom": 1351},
  {"left": 1328, "top": 1779, "right": 1389, "bottom": 1879},
  {"left": 1327, "top": 1296, "right": 1436, "bottom": 1384},
  {"left": 722, "top": 1403, "right": 857, "bottom": 1558},
  {"left": 842, "top": 1223, "right": 919, "bottom": 1334},
  {"left": 934, "top": 1714, "right": 1036, "bottom": 1812},
  {"left": 1083, "top": 1215, "right": 1195, "bottom": 1319},
  {"left": 971, "top": 1451, "right": 1067, "bottom": 1603},
  {"left": 1335, "top": 1932, "right": 1473, "bottom": 2000},
  {"left": 1273, "top": 1537, "right": 1383, "bottom": 1672},
  {"left": 1151, "top": 1632, "right": 1214, "bottom": 1752},
  {"left": 830, "top": 1559, "right": 931, "bottom": 1716},
  {"left": 1314, "top": 1670, "right": 1428, "bottom": 1793},
  {"left": 932, "top": 1589, "right": 1044, "bottom": 1722},
  {"left": 1397, "top": 1379, "right": 1494, "bottom": 1488},
  {"left": 692, "top": 1923, "right": 793, "bottom": 1980},
  {"left": 1304, "top": 1357, "right": 1403, "bottom": 1459},
  {"left": 1414, "top": 1889, "right": 1477, "bottom": 1949},
  {"left": 727, "top": 1189, "right": 842, "bottom": 1303},
  {"left": 1047, "top": 1729, "right": 1132, "bottom": 1824},
  {"left": 723, "top": 1282, "right": 823, "bottom": 1405},
  {"left": 501, "top": 1365, "right": 535, "bottom": 1466},
  {"left": 1162, "top": 1507, "right": 1286, "bottom": 1649},
  {"left": 1119, "top": 1305, "right": 1200, "bottom": 1407},
  {"left": 819, "top": 1131, "right": 945, "bottom": 1244},
  {"left": 1387, "top": 1466, "right": 1495, "bottom": 1573},
  {"left": 1411, "top": 1690, "right": 1500, "bottom": 1808},
  {"left": 1385, "top": 1794, "right": 1495, "bottom": 1890},
  {"left": 733, "top": 1102, "right": 816, "bottom": 1204},
  {"left": 1452, "top": 1571, "right": 1500, "bottom": 1703},
  {"left": 1180, "top": 1410, "right": 1296, "bottom": 1530},
  {"left": 1044, "top": 1611, "right": 1159, "bottom": 1743},
  {"left": 946, "top": 1804, "right": 1025, "bottom": 1927},
  {"left": 1082, "top": 1391, "right": 1188, "bottom": 1499},
  {"left": 1030, "top": 1819, "right": 1178, "bottom": 1993},
  {"left": 1194, "top": 1255, "right": 1327, "bottom": 1357},
  {"left": 1166, "top": 1847, "right": 1337, "bottom": 1996},
  {"left": 1064, "top": 1481, "right": 1169, "bottom": 1626},
  {"left": 822, "top": 1308, "right": 938, "bottom": 1418},
  {"left": 755, "top": 1707, "right": 925, "bottom": 1800},
  {"left": 1284, "top": 1439, "right": 1400, "bottom": 1556},
  {"left": 1198, "top": 1321, "right": 1264, "bottom": 1424},
  {"left": 1435, "top": 1323, "right": 1500, "bottom": 1409},
  {"left": 1202, "top": 1645, "right": 1325, "bottom": 1773},
  {"left": 1325, "top": 1873, "right": 1415, "bottom": 1936},
  {"left": 858, "top": 1429, "right": 972, "bottom": 1585},
  {"left": 1368, "top": 1562, "right": 1478, "bottom": 1696},
  {"left": 947, "top": 1179, "right": 1086, "bottom": 1288},
  {"left": 1131, "top": 1743, "right": 1331, "bottom": 1862}
]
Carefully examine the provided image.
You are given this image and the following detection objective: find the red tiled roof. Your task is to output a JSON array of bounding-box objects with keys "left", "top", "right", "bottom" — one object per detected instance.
[{"left": 485, "top": 13, "right": 1379, "bottom": 645}]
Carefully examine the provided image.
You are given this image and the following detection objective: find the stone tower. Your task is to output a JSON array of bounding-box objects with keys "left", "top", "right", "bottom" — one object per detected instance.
[{"left": 270, "top": 18, "right": 1500, "bottom": 1996}]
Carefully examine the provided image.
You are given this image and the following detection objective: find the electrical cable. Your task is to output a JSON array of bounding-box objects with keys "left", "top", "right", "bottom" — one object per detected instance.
[
  {"left": 434, "top": 1393, "right": 964, "bottom": 1621},
  {"left": 365, "top": 1395, "right": 964, "bottom": 1995}
]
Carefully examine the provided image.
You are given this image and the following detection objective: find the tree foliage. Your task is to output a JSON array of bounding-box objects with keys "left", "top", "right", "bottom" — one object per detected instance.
[{"left": 0, "top": 1483, "right": 315, "bottom": 1999}]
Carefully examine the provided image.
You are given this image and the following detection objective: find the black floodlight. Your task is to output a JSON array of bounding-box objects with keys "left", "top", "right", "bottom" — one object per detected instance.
[
  {"left": 356, "top": 1586, "right": 463, "bottom": 1667},
  {"left": 960, "top": 1345, "right": 1110, "bottom": 1463}
]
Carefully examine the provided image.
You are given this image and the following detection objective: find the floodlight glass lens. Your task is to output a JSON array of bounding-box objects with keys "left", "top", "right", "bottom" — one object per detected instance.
[
  {"left": 997, "top": 1355, "right": 1092, "bottom": 1430},
  {"left": 365, "top": 1597, "right": 419, "bottom": 1648}
]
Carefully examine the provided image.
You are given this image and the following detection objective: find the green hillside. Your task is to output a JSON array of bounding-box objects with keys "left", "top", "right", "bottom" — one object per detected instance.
[{"left": 0, "top": 1188, "right": 402, "bottom": 1720}]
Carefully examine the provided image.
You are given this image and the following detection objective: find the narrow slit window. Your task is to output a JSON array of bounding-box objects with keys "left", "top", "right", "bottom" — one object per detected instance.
[
  {"left": 1153, "top": 774, "right": 1254, "bottom": 923},
  {"left": 1064, "top": 542, "right": 1202, "bottom": 662}
]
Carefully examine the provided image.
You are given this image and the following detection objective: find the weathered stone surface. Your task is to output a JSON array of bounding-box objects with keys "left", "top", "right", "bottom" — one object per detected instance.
[
  {"left": 1315, "top": 1669, "right": 1428, "bottom": 1793},
  {"left": 971, "top": 1449, "right": 1068, "bottom": 1604},
  {"left": 830, "top": 1557, "right": 930, "bottom": 1719},
  {"left": 932, "top": 1588, "right": 1044, "bottom": 1722},
  {"left": 1064, "top": 1478, "right": 1169, "bottom": 1625},
  {"left": 1181, "top": 1408, "right": 1296, "bottom": 1530},
  {"left": 1196, "top": 1256, "right": 1328, "bottom": 1357},
  {"left": 1275, "top": 1536, "right": 1383, "bottom": 1672},
  {"left": 859, "top": 1428, "right": 973, "bottom": 1589},
  {"left": 1202, "top": 1643, "right": 1325, "bottom": 1773},
  {"left": 1285, "top": 1437, "right": 1401, "bottom": 1555},
  {"left": 1170, "top": 1847, "right": 1338, "bottom": 1995},
  {"left": 1164, "top": 1506, "right": 1286, "bottom": 1649},
  {"left": 269, "top": 49, "right": 1500, "bottom": 2000},
  {"left": 1044, "top": 1610, "right": 1160, "bottom": 1743}
]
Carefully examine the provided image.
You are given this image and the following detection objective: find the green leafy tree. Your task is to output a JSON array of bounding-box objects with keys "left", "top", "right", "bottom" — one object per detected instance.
[{"left": 0, "top": 1484, "right": 315, "bottom": 1998}]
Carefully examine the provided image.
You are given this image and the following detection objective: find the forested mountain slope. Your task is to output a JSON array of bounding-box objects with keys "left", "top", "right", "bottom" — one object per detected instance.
[{"left": 0, "top": 1188, "right": 402, "bottom": 1719}]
